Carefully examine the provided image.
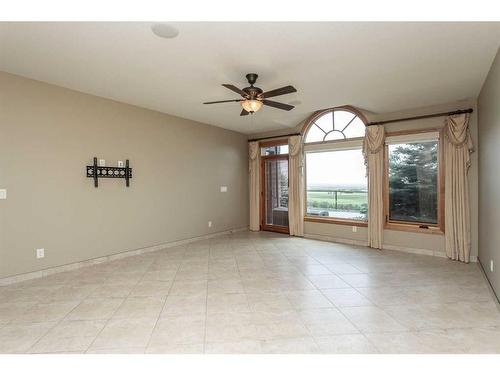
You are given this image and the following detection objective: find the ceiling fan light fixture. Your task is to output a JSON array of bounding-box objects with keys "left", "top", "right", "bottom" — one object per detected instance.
[
  {"left": 203, "top": 74, "right": 297, "bottom": 116},
  {"left": 241, "top": 99, "right": 263, "bottom": 113}
]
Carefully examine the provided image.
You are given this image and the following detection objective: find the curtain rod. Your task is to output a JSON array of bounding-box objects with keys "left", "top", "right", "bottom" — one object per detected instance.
[
  {"left": 367, "top": 108, "right": 473, "bottom": 126},
  {"left": 248, "top": 108, "right": 473, "bottom": 141},
  {"left": 247, "top": 133, "right": 300, "bottom": 142}
]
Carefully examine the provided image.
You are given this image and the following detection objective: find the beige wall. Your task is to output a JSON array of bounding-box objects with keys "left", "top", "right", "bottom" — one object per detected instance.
[
  {"left": 249, "top": 99, "right": 479, "bottom": 259},
  {"left": 478, "top": 48, "right": 500, "bottom": 294},
  {"left": 0, "top": 72, "right": 249, "bottom": 279}
]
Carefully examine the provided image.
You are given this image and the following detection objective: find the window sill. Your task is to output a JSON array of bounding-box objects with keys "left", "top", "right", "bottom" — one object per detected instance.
[
  {"left": 304, "top": 216, "right": 368, "bottom": 227},
  {"left": 384, "top": 222, "right": 444, "bottom": 235}
]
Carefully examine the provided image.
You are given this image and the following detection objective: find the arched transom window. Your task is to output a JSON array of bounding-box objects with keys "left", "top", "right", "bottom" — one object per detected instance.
[
  {"left": 302, "top": 107, "right": 368, "bottom": 224},
  {"left": 304, "top": 108, "right": 366, "bottom": 143}
]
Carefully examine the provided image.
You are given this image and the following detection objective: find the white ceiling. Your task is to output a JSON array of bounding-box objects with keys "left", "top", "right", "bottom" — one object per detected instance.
[{"left": 1, "top": 22, "right": 499, "bottom": 134}]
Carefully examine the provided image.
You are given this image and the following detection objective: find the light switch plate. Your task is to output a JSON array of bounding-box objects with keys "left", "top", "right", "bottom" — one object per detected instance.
[
  {"left": 352, "top": 226, "right": 357, "bottom": 233},
  {"left": 220, "top": 186, "right": 228, "bottom": 193},
  {"left": 117, "top": 160, "right": 124, "bottom": 167},
  {"left": 0, "top": 189, "right": 6, "bottom": 200},
  {"left": 36, "top": 248, "right": 45, "bottom": 259}
]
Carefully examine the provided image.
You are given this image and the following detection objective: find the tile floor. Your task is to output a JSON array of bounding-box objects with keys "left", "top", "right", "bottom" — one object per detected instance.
[{"left": 1, "top": 231, "right": 500, "bottom": 354}]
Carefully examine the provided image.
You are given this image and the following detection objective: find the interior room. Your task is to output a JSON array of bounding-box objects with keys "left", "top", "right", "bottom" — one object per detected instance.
[{"left": 1, "top": 20, "right": 500, "bottom": 357}]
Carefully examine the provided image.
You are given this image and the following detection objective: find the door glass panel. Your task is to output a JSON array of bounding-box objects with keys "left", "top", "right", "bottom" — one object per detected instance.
[
  {"left": 264, "top": 158, "right": 289, "bottom": 227},
  {"left": 261, "top": 145, "right": 289, "bottom": 156}
]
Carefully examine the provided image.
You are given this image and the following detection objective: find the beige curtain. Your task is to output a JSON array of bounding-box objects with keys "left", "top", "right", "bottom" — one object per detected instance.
[
  {"left": 363, "top": 125, "right": 385, "bottom": 249},
  {"left": 288, "top": 135, "right": 304, "bottom": 236},
  {"left": 444, "top": 113, "right": 474, "bottom": 262},
  {"left": 249, "top": 141, "right": 260, "bottom": 231}
]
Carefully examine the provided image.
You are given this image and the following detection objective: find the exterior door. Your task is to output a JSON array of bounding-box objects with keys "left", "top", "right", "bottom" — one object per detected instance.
[{"left": 260, "top": 154, "right": 289, "bottom": 233}]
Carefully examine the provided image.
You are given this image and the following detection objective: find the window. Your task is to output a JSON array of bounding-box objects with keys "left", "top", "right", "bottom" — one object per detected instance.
[
  {"left": 304, "top": 108, "right": 365, "bottom": 143},
  {"left": 261, "top": 144, "right": 288, "bottom": 156},
  {"left": 306, "top": 149, "right": 367, "bottom": 221},
  {"left": 385, "top": 131, "right": 443, "bottom": 232},
  {"left": 303, "top": 107, "right": 368, "bottom": 225}
]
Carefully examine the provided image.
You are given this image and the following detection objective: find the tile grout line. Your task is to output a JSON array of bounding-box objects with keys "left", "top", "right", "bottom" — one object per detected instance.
[
  {"left": 314, "top": 285, "right": 382, "bottom": 353},
  {"left": 4, "top": 232, "right": 500, "bottom": 354},
  {"left": 232, "top": 235, "right": 264, "bottom": 353},
  {"left": 287, "top": 238, "right": 376, "bottom": 352},
  {"left": 306, "top": 254, "right": 383, "bottom": 353},
  {"left": 312, "top": 256, "right": 493, "bottom": 348},
  {"left": 83, "top": 261, "right": 151, "bottom": 354},
  {"left": 143, "top": 245, "right": 185, "bottom": 354},
  {"left": 23, "top": 285, "right": 104, "bottom": 354},
  {"left": 312, "top": 255, "right": 425, "bottom": 343},
  {"left": 202, "top": 241, "right": 213, "bottom": 354},
  {"left": 278, "top": 244, "right": 331, "bottom": 351}
]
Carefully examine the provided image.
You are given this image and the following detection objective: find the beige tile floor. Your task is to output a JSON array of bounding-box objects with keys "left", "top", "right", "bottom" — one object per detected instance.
[{"left": 1, "top": 231, "right": 500, "bottom": 354}]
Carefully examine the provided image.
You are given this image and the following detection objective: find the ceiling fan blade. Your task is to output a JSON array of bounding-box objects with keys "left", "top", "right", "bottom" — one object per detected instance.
[
  {"left": 203, "top": 99, "right": 242, "bottom": 104},
  {"left": 222, "top": 84, "right": 248, "bottom": 97},
  {"left": 260, "top": 85, "right": 297, "bottom": 99},
  {"left": 240, "top": 109, "right": 249, "bottom": 116},
  {"left": 262, "top": 100, "right": 294, "bottom": 111}
]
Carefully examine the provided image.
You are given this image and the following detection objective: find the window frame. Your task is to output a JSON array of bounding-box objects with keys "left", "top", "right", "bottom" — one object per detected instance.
[
  {"left": 302, "top": 105, "right": 369, "bottom": 145},
  {"left": 304, "top": 145, "right": 368, "bottom": 227},
  {"left": 383, "top": 128, "right": 445, "bottom": 234},
  {"left": 259, "top": 138, "right": 290, "bottom": 234},
  {"left": 302, "top": 106, "right": 369, "bottom": 227},
  {"left": 260, "top": 139, "right": 289, "bottom": 156}
]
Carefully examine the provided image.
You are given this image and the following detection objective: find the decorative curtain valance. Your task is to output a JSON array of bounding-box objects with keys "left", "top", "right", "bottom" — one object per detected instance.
[
  {"left": 362, "top": 125, "right": 385, "bottom": 249},
  {"left": 445, "top": 113, "right": 474, "bottom": 151},
  {"left": 289, "top": 135, "right": 302, "bottom": 156},
  {"left": 249, "top": 141, "right": 259, "bottom": 162},
  {"left": 444, "top": 113, "right": 474, "bottom": 262},
  {"left": 248, "top": 141, "right": 260, "bottom": 231},
  {"left": 363, "top": 125, "right": 385, "bottom": 156},
  {"left": 288, "top": 135, "right": 304, "bottom": 236}
]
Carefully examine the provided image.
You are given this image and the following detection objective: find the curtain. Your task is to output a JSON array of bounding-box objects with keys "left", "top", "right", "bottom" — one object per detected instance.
[
  {"left": 288, "top": 135, "right": 304, "bottom": 236},
  {"left": 363, "top": 125, "right": 385, "bottom": 249},
  {"left": 249, "top": 141, "right": 260, "bottom": 231},
  {"left": 444, "top": 113, "right": 474, "bottom": 263}
]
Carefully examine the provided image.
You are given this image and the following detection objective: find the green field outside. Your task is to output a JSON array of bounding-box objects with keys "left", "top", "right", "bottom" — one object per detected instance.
[{"left": 307, "top": 191, "right": 367, "bottom": 210}]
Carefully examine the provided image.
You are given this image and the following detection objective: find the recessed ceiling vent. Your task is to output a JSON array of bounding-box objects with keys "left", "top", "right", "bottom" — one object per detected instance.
[{"left": 151, "top": 23, "right": 179, "bottom": 39}]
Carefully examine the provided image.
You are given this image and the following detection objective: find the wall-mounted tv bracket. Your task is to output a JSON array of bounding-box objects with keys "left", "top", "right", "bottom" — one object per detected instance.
[{"left": 86, "top": 157, "right": 132, "bottom": 188}]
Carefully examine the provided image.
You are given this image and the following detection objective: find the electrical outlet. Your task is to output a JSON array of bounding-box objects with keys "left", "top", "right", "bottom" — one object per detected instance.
[
  {"left": 352, "top": 226, "right": 357, "bottom": 233},
  {"left": 491, "top": 260, "right": 494, "bottom": 272},
  {"left": 208, "top": 221, "right": 212, "bottom": 228},
  {"left": 0, "top": 189, "right": 6, "bottom": 200},
  {"left": 98, "top": 159, "right": 106, "bottom": 167},
  {"left": 220, "top": 186, "right": 228, "bottom": 193},
  {"left": 36, "top": 248, "right": 45, "bottom": 259}
]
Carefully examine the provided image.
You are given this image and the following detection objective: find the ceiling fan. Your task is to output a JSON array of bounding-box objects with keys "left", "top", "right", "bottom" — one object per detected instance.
[{"left": 203, "top": 73, "right": 297, "bottom": 116}]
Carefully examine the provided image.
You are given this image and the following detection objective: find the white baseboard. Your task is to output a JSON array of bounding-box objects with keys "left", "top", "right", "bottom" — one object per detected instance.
[
  {"left": 382, "top": 244, "right": 446, "bottom": 258},
  {"left": 303, "top": 233, "right": 477, "bottom": 262},
  {"left": 383, "top": 244, "right": 477, "bottom": 262},
  {"left": 477, "top": 258, "right": 500, "bottom": 305},
  {"left": 304, "top": 233, "right": 369, "bottom": 247},
  {"left": 0, "top": 226, "right": 249, "bottom": 286}
]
